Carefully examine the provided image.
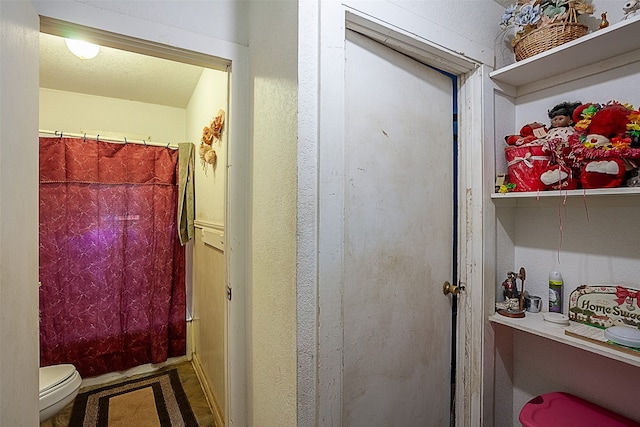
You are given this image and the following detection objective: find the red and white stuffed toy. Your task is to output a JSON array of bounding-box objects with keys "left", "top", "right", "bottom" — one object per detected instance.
[
  {"left": 571, "top": 101, "right": 638, "bottom": 188},
  {"left": 580, "top": 158, "right": 627, "bottom": 188}
]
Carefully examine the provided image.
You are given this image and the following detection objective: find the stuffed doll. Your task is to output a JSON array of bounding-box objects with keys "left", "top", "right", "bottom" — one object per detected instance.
[
  {"left": 539, "top": 102, "right": 582, "bottom": 189},
  {"left": 505, "top": 122, "right": 547, "bottom": 146},
  {"left": 544, "top": 101, "right": 581, "bottom": 143}
]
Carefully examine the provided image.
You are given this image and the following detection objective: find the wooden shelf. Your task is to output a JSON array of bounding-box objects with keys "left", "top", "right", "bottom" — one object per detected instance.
[
  {"left": 489, "top": 313, "right": 640, "bottom": 368},
  {"left": 490, "top": 16, "right": 640, "bottom": 93}
]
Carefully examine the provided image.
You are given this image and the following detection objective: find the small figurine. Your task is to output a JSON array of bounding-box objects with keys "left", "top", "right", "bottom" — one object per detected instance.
[
  {"left": 502, "top": 271, "right": 519, "bottom": 300},
  {"left": 599, "top": 12, "right": 609, "bottom": 29},
  {"left": 496, "top": 268, "right": 527, "bottom": 318},
  {"left": 622, "top": 0, "right": 640, "bottom": 20}
]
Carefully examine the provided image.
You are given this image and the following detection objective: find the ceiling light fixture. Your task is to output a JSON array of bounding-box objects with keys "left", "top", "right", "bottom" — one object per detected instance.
[{"left": 65, "top": 39, "right": 99, "bottom": 59}]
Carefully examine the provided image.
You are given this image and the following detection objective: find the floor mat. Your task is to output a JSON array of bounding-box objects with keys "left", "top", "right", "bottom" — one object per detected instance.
[{"left": 68, "top": 369, "right": 198, "bottom": 427}]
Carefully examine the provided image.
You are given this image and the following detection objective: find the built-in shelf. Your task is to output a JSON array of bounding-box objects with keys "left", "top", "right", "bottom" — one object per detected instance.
[
  {"left": 491, "top": 187, "right": 640, "bottom": 199},
  {"left": 491, "top": 188, "right": 640, "bottom": 207},
  {"left": 487, "top": 9, "right": 640, "bottom": 376},
  {"left": 489, "top": 313, "right": 640, "bottom": 368},
  {"left": 490, "top": 16, "right": 640, "bottom": 90}
]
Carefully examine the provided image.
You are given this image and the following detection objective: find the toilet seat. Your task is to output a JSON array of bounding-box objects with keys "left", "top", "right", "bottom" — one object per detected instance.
[
  {"left": 40, "top": 364, "right": 76, "bottom": 396},
  {"left": 39, "top": 364, "right": 82, "bottom": 422}
]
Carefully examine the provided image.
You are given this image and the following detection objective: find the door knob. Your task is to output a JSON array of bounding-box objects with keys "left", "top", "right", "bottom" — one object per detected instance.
[{"left": 442, "top": 281, "right": 464, "bottom": 296}]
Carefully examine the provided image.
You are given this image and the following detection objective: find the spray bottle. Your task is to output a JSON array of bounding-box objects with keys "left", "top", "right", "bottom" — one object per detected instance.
[{"left": 548, "top": 270, "right": 563, "bottom": 313}]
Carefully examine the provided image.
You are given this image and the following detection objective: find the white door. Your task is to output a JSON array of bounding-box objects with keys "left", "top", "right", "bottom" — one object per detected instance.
[{"left": 343, "top": 30, "right": 455, "bottom": 426}]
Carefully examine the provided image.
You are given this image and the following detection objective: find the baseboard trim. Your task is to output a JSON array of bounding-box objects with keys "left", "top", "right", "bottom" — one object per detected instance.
[
  {"left": 79, "top": 355, "right": 190, "bottom": 388},
  {"left": 191, "top": 353, "right": 225, "bottom": 427}
]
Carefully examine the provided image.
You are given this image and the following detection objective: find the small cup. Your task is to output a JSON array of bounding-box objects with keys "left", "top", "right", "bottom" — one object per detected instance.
[{"left": 527, "top": 296, "right": 542, "bottom": 313}]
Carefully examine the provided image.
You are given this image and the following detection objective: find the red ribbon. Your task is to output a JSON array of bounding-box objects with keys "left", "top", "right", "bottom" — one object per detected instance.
[{"left": 615, "top": 286, "right": 639, "bottom": 307}]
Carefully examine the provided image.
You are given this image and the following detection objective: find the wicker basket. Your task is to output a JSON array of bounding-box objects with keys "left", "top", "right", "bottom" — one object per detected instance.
[{"left": 514, "top": 23, "right": 588, "bottom": 61}]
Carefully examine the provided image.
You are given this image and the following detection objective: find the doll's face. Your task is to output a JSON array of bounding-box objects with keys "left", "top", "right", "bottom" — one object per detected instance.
[{"left": 551, "top": 114, "right": 572, "bottom": 128}]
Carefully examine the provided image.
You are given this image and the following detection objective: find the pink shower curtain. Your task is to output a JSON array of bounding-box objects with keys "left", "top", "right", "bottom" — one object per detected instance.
[{"left": 39, "top": 137, "right": 186, "bottom": 378}]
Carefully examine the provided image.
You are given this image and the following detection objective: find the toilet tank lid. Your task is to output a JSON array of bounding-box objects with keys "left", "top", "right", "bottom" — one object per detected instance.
[{"left": 40, "top": 364, "right": 76, "bottom": 393}]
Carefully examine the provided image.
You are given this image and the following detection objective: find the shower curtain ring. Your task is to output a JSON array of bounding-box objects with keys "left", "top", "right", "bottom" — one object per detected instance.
[
  {"left": 83, "top": 133, "right": 87, "bottom": 142},
  {"left": 97, "top": 135, "right": 100, "bottom": 142},
  {"left": 124, "top": 137, "right": 127, "bottom": 144}
]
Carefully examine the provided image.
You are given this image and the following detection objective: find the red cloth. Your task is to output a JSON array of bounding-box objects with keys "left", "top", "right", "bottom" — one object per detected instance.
[
  {"left": 39, "top": 137, "right": 186, "bottom": 378},
  {"left": 505, "top": 144, "right": 550, "bottom": 192}
]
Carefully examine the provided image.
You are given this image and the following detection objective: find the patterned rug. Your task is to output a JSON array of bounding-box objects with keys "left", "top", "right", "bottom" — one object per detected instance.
[{"left": 68, "top": 369, "right": 199, "bottom": 427}]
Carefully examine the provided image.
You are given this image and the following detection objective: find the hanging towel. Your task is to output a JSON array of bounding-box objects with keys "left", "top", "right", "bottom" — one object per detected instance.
[{"left": 178, "top": 143, "right": 195, "bottom": 245}]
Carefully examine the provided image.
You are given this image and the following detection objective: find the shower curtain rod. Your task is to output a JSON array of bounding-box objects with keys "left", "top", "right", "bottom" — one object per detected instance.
[{"left": 38, "top": 129, "right": 179, "bottom": 149}]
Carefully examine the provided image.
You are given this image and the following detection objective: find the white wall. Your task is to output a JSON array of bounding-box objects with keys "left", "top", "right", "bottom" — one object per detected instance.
[
  {"left": 0, "top": 2, "right": 40, "bottom": 426},
  {"left": 69, "top": 1, "right": 249, "bottom": 48},
  {"left": 248, "top": 1, "right": 298, "bottom": 425},
  {"left": 39, "top": 88, "right": 186, "bottom": 143},
  {"left": 386, "top": 0, "right": 507, "bottom": 65}
]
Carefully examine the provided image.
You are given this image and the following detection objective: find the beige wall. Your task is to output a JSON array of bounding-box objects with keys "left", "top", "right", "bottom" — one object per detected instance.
[
  {"left": 39, "top": 88, "right": 187, "bottom": 143},
  {"left": 248, "top": 1, "right": 298, "bottom": 425},
  {"left": 186, "top": 68, "right": 229, "bottom": 226},
  {"left": 192, "top": 229, "right": 226, "bottom": 426},
  {"left": 187, "top": 66, "right": 229, "bottom": 427}
]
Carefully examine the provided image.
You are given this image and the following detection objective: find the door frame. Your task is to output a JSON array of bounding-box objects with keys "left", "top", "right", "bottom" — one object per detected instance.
[
  {"left": 32, "top": 6, "right": 250, "bottom": 426},
  {"left": 297, "top": 3, "right": 490, "bottom": 426}
]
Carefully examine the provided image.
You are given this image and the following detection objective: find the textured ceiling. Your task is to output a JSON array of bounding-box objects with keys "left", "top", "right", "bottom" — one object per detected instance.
[{"left": 40, "top": 32, "right": 204, "bottom": 109}]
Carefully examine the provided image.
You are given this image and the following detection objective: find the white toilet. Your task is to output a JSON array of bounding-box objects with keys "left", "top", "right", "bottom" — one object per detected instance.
[{"left": 39, "top": 364, "right": 82, "bottom": 422}]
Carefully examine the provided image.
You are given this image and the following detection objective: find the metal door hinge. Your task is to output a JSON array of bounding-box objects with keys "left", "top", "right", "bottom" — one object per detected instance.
[{"left": 226, "top": 285, "right": 232, "bottom": 301}]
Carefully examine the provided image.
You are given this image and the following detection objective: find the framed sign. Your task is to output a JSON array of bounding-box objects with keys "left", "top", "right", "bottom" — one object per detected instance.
[
  {"left": 568, "top": 285, "right": 640, "bottom": 329},
  {"left": 565, "top": 285, "right": 640, "bottom": 355}
]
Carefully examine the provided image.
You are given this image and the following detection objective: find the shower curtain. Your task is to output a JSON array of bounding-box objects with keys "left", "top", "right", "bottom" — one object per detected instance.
[{"left": 38, "top": 137, "right": 186, "bottom": 378}]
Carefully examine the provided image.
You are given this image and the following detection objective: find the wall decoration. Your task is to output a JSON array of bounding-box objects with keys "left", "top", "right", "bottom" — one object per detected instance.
[{"left": 199, "top": 109, "right": 225, "bottom": 174}]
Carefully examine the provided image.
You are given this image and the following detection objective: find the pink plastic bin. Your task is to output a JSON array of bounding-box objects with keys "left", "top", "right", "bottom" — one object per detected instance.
[{"left": 519, "top": 392, "right": 640, "bottom": 427}]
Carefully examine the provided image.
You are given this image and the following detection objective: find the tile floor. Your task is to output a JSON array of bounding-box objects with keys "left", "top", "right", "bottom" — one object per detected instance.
[{"left": 41, "top": 361, "right": 216, "bottom": 427}]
